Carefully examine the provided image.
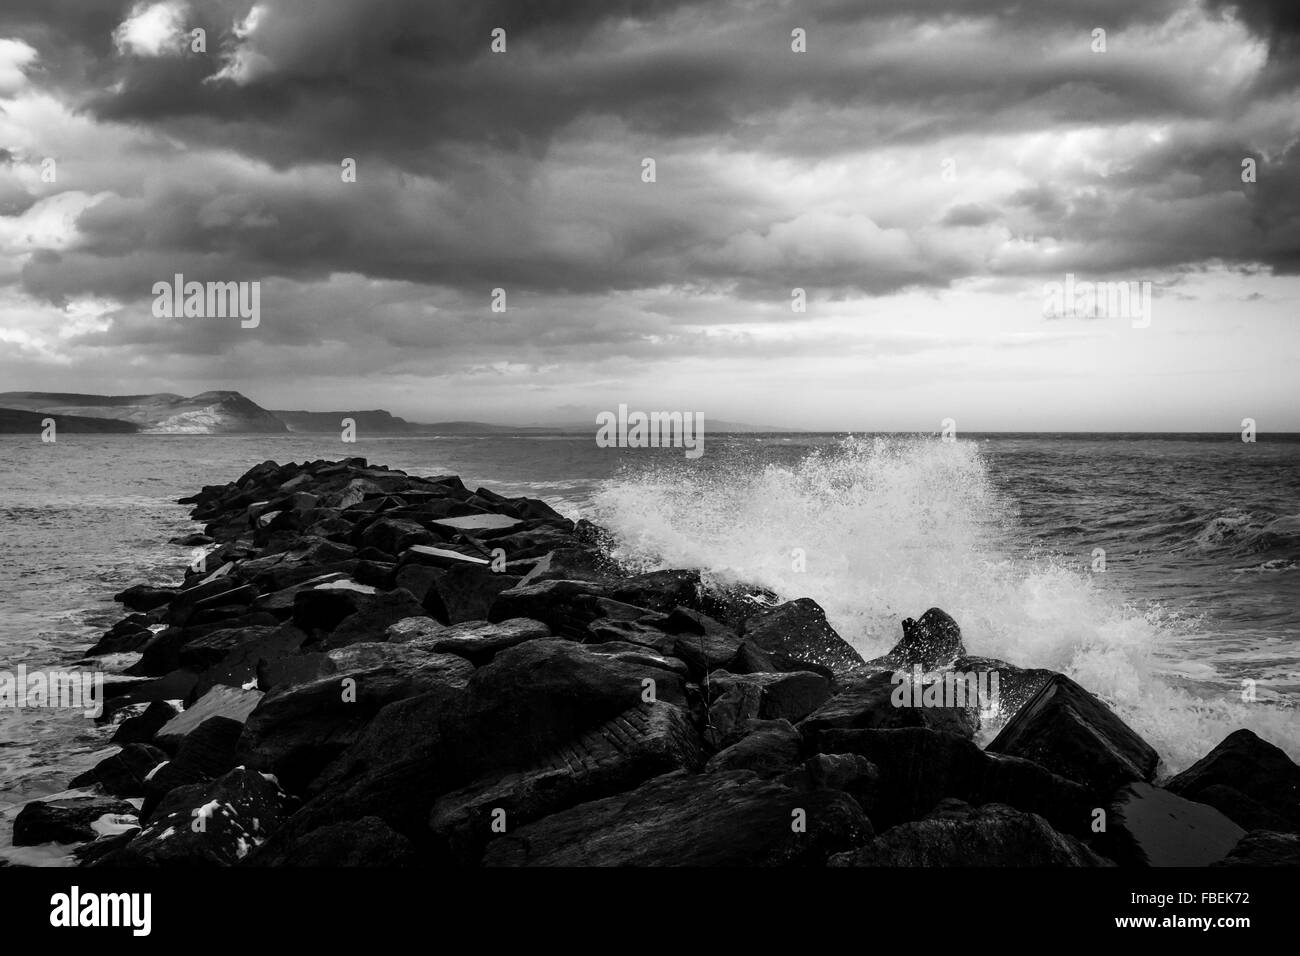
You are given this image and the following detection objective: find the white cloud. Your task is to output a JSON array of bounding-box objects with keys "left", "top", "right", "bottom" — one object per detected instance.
[
  {"left": 0, "top": 38, "right": 38, "bottom": 95},
  {"left": 112, "top": 1, "right": 189, "bottom": 58}
]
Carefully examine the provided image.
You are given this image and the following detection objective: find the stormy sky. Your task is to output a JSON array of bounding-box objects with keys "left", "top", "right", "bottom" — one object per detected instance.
[{"left": 0, "top": 0, "right": 1297, "bottom": 429}]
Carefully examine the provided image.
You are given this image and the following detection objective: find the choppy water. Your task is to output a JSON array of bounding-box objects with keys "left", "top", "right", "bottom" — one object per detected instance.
[{"left": 1, "top": 432, "right": 1297, "bottom": 862}]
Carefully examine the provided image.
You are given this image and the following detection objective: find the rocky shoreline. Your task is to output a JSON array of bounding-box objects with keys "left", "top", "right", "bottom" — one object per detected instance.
[{"left": 13, "top": 457, "right": 1300, "bottom": 866}]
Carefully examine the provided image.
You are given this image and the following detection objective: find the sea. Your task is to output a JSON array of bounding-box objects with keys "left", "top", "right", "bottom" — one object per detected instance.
[{"left": 2, "top": 431, "right": 1298, "bottom": 863}]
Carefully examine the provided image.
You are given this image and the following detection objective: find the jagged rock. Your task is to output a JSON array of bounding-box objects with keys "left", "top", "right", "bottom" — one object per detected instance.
[
  {"left": 950, "top": 655, "right": 1057, "bottom": 722},
  {"left": 70, "top": 743, "right": 168, "bottom": 797},
  {"left": 431, "top": 702, "right": 704, "bottom": 864},
  {"left": 483, "top": 768, "right": 872, "bottom": 866},
  {"left": 862, "top": 607, "right": 967, "bottom": 670},
  {"left": 984, "top": 673, "right": 1158, "bottom": 793},
  {"left": 708, "top": 670, "right": 832, "bottom": 724},
  {"left": 781, "top": 753, "right": 881, "bottom": 812},
  {"left": 86, "top": 616, "right": 155, "bottom": 655},
  {"left": 813, "top": 727, "right": 1092, "bottom": 836},
  {"left": 324, "top": 589, "right": 430, "bottom": 647},
  {"left": 427, "top": 564, "right": 521, "bottom": 624},
  {"left": 740, "top": 598, "right": 864, "bottom": 674},
  {"left": 797, "top": 669, "right": 977, "bottom": 739},
  {"left": 100, "top": 668, "right": 199, "bottom": 723},
  {"left": 454, "top": 638, "right": 688, "bottom": 776},
  {"left": 94, "top": 768, "right": 294, "bottom": 867},
  {"left": 829, "top": 802, "right": 1110, "bottom": 867},
  {"left": 705, "top": 719, "right": 803, "bottom": 776},
  {"left": 487, "top": 579, "right": 616, "bottom": 638},
  {"left": 110, "top": 700, "right": 179, "bottom": 744},
  {"left": 1098, "top": 782, "right": 1246, "bottom": 867},
  {"left": 140, "top": 717, "right": 247, "bottom": 820},
  {"left": 1180, "top": 783, "right": 1295, "bottom": 833},
  {"left": 189, "top": 623, "right": 309, "bottom": 701},
  {"left": 235, "top": 645, "right": 473, "bottom": 793},
  {"left": 244, "top": 816, "right": 417, "bottom": 866},
  {"left": 177, "top": 625, "right": 280, "bottom": 671},
  {"left": 13, "top": 795, "right": 136, "bottom": 846},
  {"left": 706, "top": 680, "right": 763, "bottom": 747},
  {"left": 115, "top": 584, "right": 176, "bottom": 612},
  {"left": 1212, "top": 831, "right": 1300, "bottom": 867},
  {"left": 358, "top": 518, "right": 434, "bottom": 557},
  {"left": 1165, "top": 729, "right": 1300, "bottom": 832}
]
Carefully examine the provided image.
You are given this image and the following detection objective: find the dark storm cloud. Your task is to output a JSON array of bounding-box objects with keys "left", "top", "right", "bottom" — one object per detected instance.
[{"left": 1, "top": 0, "right": 1298, "bottom": 373}]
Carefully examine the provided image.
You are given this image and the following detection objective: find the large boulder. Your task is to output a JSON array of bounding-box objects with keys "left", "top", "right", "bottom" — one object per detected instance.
[
  {"left": 984, "top": 673, "right": 1158, "bottom": 794},
  {"left": 1164, "top": 729, "right": 1300, "bottom": 833},
  {"left": 705, "top": 719, "right": 804, "bottom": 777},
  {"left": 829, "top": 801, "right": 1110, "bottom": 867},
  {"left": 482, "top": 769, "right": 872, "bottom": 866},
  {"left": 430, "top": 701, "right": 704, "bottom": 864},
  {"left": 154, "top": 684, "right": 264, "bottom": 750},
  {"left": 93, "top": 768, "right": 295, "bottom": 867},
  {"left": 813, "top": 727, "right": 1093, "bottom": 836},
  {"left": 13, "top": 795, "right": 137, "bottom": 846},
  {"left": 797, "top": 669, "right": 977, "bottom": 740},
  {"left": 70, "top": 743, "right": 168, "bottom": 797},
  {"left": 1212, "top": 831, "right": 1300, "bottom": 867},
  {"left": 244, "top": 816, "right": 418, "bottom": 866},
  {"left": 235, "top": 644, "right": 472, "bottom": 793},
  {"left": 862, "top": 607, "right": 966, "bottom": 670},
  {"left": 740, "top": 599, "right": 864, "bottom": 674},
  {"left": 454, "top": 639, "right": 688, "bottom": 776}
]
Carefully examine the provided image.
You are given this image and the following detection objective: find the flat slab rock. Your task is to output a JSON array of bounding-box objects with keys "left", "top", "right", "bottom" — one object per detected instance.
[
  {"left": 154, "top": 684, "right": 264, "bottom": 749},
  {"left": 1100, "top": 782, "right": 1246, "bottom": 867},
  {"left": 429, "top": 514, "right": 523, "bottom": 533},
  {"left": 482, "top": 768, "right": 871, "bottom": 866}
]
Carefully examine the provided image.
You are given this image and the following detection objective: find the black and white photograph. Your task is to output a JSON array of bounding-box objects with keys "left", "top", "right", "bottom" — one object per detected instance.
[{"left": 0, "top": 0, "right": 1296, "bottom": 936}]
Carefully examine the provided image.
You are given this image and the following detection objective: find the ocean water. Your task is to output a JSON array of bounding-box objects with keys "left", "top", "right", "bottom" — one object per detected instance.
[{"left": 1, "top": 432, "right": 1298, "bottom": 861}]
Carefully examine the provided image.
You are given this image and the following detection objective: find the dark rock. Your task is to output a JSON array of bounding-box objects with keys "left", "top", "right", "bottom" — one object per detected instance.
[
  {"left": 706, "top": 681, "right": 763, "bottom": 747},
  {"left": 985, "top": 673, "right": 1159, "bottom": 794},
  {"left": 70, "top": 743, "right": 168, "bottom": 797},
  {"left": 110, "top": 700, "right": 179, "bottom": 744},
  {"left": 169, "top": 532, "right": 214, "bottom": 546},
  {"left": 1098, "top": 782, "right": 1246, "bottom": 867},
  {"left": 244, "top": 816, "right": 417, "bottom": 866},
  {"left": 389, "top": 617, "right": 550, "bottom": 665},
  {"left": 705, "top": 719, "right": 803, "bottom": 776},
  {"left": 235, "top": 645, "right": 473, "bottom": 793},
  {"left": 829, "top": 802, "right": 1110, "bottom": 867},
  {"left": 94, "top": 768, "right": 294, "bottom": 867},
  {"left": 428, "top": 564, "right": 521, "bottom": 624},
  {"left": 177, "top": 624, "right": 279, "bottom": 672},
  {"left": 740, "top": 598, "right": 864, "bottom": 674},
  {"left": 863, "top": 607, "right": 966, "bottom": 671},
  {"left": 798, "top": 669, "right": 978, "bottom": 740},
  {"left": 487, "top": 579, "right": 614, "bottom": 638},
  {"left": 455, "top": 638, "right": 688, "bottom": 776},
  {"left": 1164, "top": 729, "right": 1300, "bottom": 832},
  {"left": 483, "top": 768, "right": 872, "bottom": 866},
  {"left": 430, "top": 702, "right": 704, "bottom": 864},
  {"left": 709, "top": 670, "right": 833, "bottom": 723},
  {"left": 325, "top": 588, "right": 429, "bottom": 647},
  {"left": 140, "top": 716, "right": 247, "bottom": 820},
  {"left": 1183, "top": 783, "right": 1296, "bottom": 833},
  {"left": 781, "top": 753, "right": 881, "bottom": 812},
  {"left": 814, "top": 727, "right": 1093, "bottom": 836},
  {"left": 115, "top": 583, "right": 176, "bottom": 612},
  {"left": 13, "top": 796, "right": 136, "bottom": 846},
  {"left": 154, "top": 685, "right": 264, "bottom": 750},
  {"left": 1212, "top": 831, "right": 1300, "bottom": 867}
]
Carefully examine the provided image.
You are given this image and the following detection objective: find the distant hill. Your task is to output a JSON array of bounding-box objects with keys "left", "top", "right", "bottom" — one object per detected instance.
[
  {"left": 0, "top": 407, "right": 138, "bottom": 434},
  {"left": 273, "top": 409, "right": 413, "bottom": 433},
  {"left": 0, "top": 391, "right": 286, "bottom": 434}
]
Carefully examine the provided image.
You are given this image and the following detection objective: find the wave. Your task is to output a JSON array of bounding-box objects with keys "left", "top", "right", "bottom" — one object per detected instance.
[{"left": 590, "top": 435, "right": 1300, "bottom": 771}]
